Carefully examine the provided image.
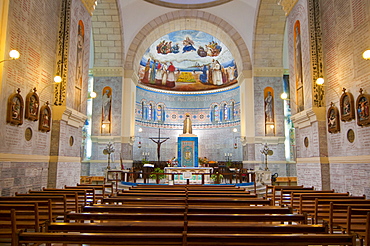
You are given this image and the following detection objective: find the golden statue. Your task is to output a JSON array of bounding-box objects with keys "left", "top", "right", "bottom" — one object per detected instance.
[{"left": 183, "top": 114, "right": 192, "bottom": 134}]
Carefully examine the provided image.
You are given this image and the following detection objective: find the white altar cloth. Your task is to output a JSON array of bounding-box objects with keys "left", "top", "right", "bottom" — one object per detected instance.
[{"left": 164, "top": 167, "right": 213, "bottom": 184}]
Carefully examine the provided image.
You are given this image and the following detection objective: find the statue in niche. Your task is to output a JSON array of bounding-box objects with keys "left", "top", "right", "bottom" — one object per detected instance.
[
  {"left": 102, "top": 87, "right": 112, "bottom": 123},
  {"left": 183, "top": 114, "right": 192, "bottom": 134},
  {"left": 265, "top": 91, "right": 274, "bottom": 122}
]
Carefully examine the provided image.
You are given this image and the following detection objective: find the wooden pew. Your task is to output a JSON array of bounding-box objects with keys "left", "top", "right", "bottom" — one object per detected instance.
[
  {"left": 0, "top": 195, "right": 66, "bottom": 222},
  {"left": 115, "top": 191, "right": 257, "bottom": 198},
  {"left": 314, "top": 198, "right": 370, "bottom": 225},
  {"left": 297, "top": 193, "right": 357, "bottom": 213},
  {"left": 102, "top": 196, "right": 272, "bottom": 206},
  {"left": 18, "top": 231, "right": 185, "bottom": 246},
  {"left": 0, "top": 200, "right": 52, "bottom": 228},
  {"left": 265, "top": 185, "right": 314, "bottom": 206},
  {"left": 17, "top": 231, "right": 357, "bottom": 246},
  {"left": 352, "top": 211, "right": 370, "bottom": 246},
  {"left": 327, "top": 204, "right": 370, "bottom": 233},
  {"left": 67, "top": 183, "right": 114, "bottom": 203},
  {"left": 279, "top": 190, "right": 337, "bottom": 209},
  {"left": 43, "top": 220, "right": 328, "bottom": 235},
  {"left": 0, "top": 209, "right": 17, "bottom": 246},
  {"left": 81, "top": 204, "right": 292, "bottom": 214},
  {"left": 185, "top": 233, "right": 356, "bottom": 246},
  {"left": 66, "top": 212, "right": 308, "bottom": 224}
]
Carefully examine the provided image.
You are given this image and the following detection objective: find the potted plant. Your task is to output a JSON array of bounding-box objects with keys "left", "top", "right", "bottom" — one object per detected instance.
[
  {"left": 149, "top": 167, "right": 165, "bottom": 183},
  {"left": 210, "top": 172, "right": 223, "bottom": 184}
]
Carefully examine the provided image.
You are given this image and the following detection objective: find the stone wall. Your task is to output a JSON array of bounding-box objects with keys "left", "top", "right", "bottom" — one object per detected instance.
[
  {"left": 320, "top": 0, "right": 370, "bottom": 195},
  {"left": 0, "top": 0, "right": 61, "bottom": 195}
]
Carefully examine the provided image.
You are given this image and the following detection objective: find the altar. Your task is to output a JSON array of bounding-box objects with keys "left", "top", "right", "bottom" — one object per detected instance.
[{"left": 164, "top": 167, "right": 213, "bottom": 184}]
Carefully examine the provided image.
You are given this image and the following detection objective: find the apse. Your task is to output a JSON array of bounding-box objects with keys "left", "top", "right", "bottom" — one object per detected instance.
[{"left": 137, "top": 30, "right": 238, "bottom": 92}]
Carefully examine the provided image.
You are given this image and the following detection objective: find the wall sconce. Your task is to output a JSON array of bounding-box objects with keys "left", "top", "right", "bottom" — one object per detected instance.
[
  {"left": 362, "top": 50, "right": 370, "bottom": 60},
  {"left": 102, "top": 123, "right": 107, "bottom": 129},
  {"left": 280, "top": 92, "right": 288, "bottom": 100},
  {"left": 0, "top": 50, "right": 20, "bottom": 63},
  {"left": 54, "top": 75, "right": 62, "bottom": 83},
  {"left": 316, "top": 77, "right": 325, "bottom": 86}
]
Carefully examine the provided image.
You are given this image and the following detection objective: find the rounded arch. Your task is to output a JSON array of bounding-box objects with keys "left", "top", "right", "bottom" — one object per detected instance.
[
  {"left": 143, "top": 0, "right": 233, "bottom": 9},
  {"left": 253, "top": 0, "right": 286, "bottom": 68},
  {"left": 124, "top": 10, "right": 251, "bottom": 75}
]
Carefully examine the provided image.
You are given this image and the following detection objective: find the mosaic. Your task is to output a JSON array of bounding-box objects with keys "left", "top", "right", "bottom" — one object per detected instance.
[{"left": 138, "top": 30, "right": 238, "bottom": 92}]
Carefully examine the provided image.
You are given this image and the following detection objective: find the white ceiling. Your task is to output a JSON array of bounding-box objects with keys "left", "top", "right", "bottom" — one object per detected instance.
[{"left": 119, "top": 0, "right": 259, "bottom": 60}]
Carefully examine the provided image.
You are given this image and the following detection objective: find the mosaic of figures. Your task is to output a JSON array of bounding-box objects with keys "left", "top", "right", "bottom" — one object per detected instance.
[
  {"left": 136, "top": 99, "right": 239, "bottom": 129},
  {"left": 138, "top": 30, "right": 238, "bottom": 92}
]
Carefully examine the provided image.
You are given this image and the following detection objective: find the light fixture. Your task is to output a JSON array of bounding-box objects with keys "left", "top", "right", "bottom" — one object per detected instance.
[
  {"left": 363, "top": 50, "right": 370, "bottom": 60},
  {"left": 280, "top": 92, "right": 288, "bottom": 100},
  {"left": 90, "top": 91, "right": 97, "bottom": 98},
  {"left": 232, "top": 128, "right": 237, "bottom": 133},
  {"left": 138, "top": 128, "right": 143, "bottom": 132},
  {"left": 102, "top": 124, "right": 106, "bottom": 129},
  {"left": 54, "top": 75, "right": 62, "bottom": 83},
  {"left": 270, "top": 125, "right": 275, "bottom": 129},
  {"left": 316, "top": 77, "right": 325, "bottom": 85},
  {"left": 0, "top": 50, "right": 20, "bottom": 63}
]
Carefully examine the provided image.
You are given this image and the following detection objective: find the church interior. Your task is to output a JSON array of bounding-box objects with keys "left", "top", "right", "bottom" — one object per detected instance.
[{"left": 1, "top": 0, "right": 370, "bottom": 245}]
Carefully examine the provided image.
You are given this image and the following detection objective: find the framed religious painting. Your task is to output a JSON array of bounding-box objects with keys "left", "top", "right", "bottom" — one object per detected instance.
[
  {"left": 25, "top": 88, "right": 40, "bottom": 121},
  {"left": 339, "top": 88, "right": 355, "bottom": 122},
  {"left": 39, "top": 102, "right": 51, "bottom": 132},
  {"left": 356, "top": 88, "right": 370, "bottom": 126},
  {"left": 6, "top": 88, "right": 24, "bottom": 126},
  {"left": 327, "top": 102, "right": 340, "bottom": 133}
]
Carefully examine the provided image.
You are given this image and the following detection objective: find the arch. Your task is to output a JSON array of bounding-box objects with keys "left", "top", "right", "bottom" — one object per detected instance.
[
  {"left": 143, "top": 0, "right": 233, "bottom": 9},
  {"left": 91, "top": 0, "right": 123, "bottom": 68},
  {"left": 253, "top": 0, "right": 286, "bottom": 68},
  {"left": 124, "top": 10, "right": 251, "bottom": 75}
]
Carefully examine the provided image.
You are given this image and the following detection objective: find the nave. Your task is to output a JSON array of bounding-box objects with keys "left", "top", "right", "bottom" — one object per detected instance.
[{"left": 1, "top": 182, "right": 369, "bottom": 246}]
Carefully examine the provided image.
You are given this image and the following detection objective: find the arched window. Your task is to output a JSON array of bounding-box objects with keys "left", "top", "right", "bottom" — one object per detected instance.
[
  {"left": 223, "top": 103, "right": 228, "bottom": 121},
  {"left": 141, "top": 101, "right": 145, "bottom": 119},
  {"left": 211, "top": 104, "right": 219, "bottom": 124},
  {"left": 148, "top": 103, "right": 153, "bottom": 121},
  {"left": 230, "top": 101, "right": 235, "bottom": 121},
  {"left": 157, "top": 104, "right": 165, "bottom": 123}
]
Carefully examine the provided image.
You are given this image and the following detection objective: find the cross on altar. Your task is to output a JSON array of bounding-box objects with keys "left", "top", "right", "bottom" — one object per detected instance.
[{"left": 149, "top": 128, "right": 169, "bottom": 162}]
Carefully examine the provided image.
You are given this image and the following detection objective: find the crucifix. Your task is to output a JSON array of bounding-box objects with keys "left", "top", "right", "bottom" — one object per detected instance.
[{"left": 149, "top": 128, "right": 169, "bottom": 162}]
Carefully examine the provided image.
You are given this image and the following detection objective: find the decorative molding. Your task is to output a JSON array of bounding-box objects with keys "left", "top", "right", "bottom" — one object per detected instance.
[
  {"left": 52, "top": 106, "right": 87, "bottom": 128},
  {"left": 91, "top": 67, "right": 124, "bottom": 77},
  {"left": 143, "top": 0, "right": 232, "bottom": 9},
  {"left": 297, "top": 155, "right": 370, "bottom": 164},
  {"left": 277, "top": 0, "right": 298, "bottom": 16},
  {"left": 254, "top": 136, "right": 286, "bottom": 144},
  {"left": 309, "top": 0, "right": 325, "bottom": 107},
  {"left": 291, "top": 107, "right": 326, "bottom": 129},
  {"left": 253, "top": 67, "right": 285, "bottom": 77},
  {"left": 80, "top": 0, "right": 97, "bottom": 16},
  {"left": 54, "top": 0, "right": 71, "bottom": 106},
  {"left": 297, "top": 157, "right": 329, "bottom": 164},
  {"left": 0, "top": 153, "right": 49, "bottom": 163},
  {"left": 49, "top": 156, "right": 82, "bottom": 163}
]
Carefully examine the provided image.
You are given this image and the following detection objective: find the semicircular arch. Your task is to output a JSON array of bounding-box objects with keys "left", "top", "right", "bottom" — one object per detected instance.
[{"left": 124, "top": 10, "right": 251, "bottom": 76}]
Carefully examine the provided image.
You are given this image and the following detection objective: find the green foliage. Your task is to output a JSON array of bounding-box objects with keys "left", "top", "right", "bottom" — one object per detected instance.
[
  {"left": 210, "top": 173, "right": 223, "bottom": 182},
  {"left": 149, "top": 167, "right": 165, "bottom": 180},
  {"left": 142, "top": 159, "right": 150, "bottom": 164}
]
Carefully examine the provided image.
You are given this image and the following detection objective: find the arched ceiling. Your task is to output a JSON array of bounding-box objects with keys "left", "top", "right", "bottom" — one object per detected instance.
[
  {"left": 124, "top": 10, "right": 251, "bottom": 75},
  {"left": 92, "top": 0, "right": 287, "bottom": 79},
  {"left": 143, "top": 0, "right": 233, "bottom": 9}
]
